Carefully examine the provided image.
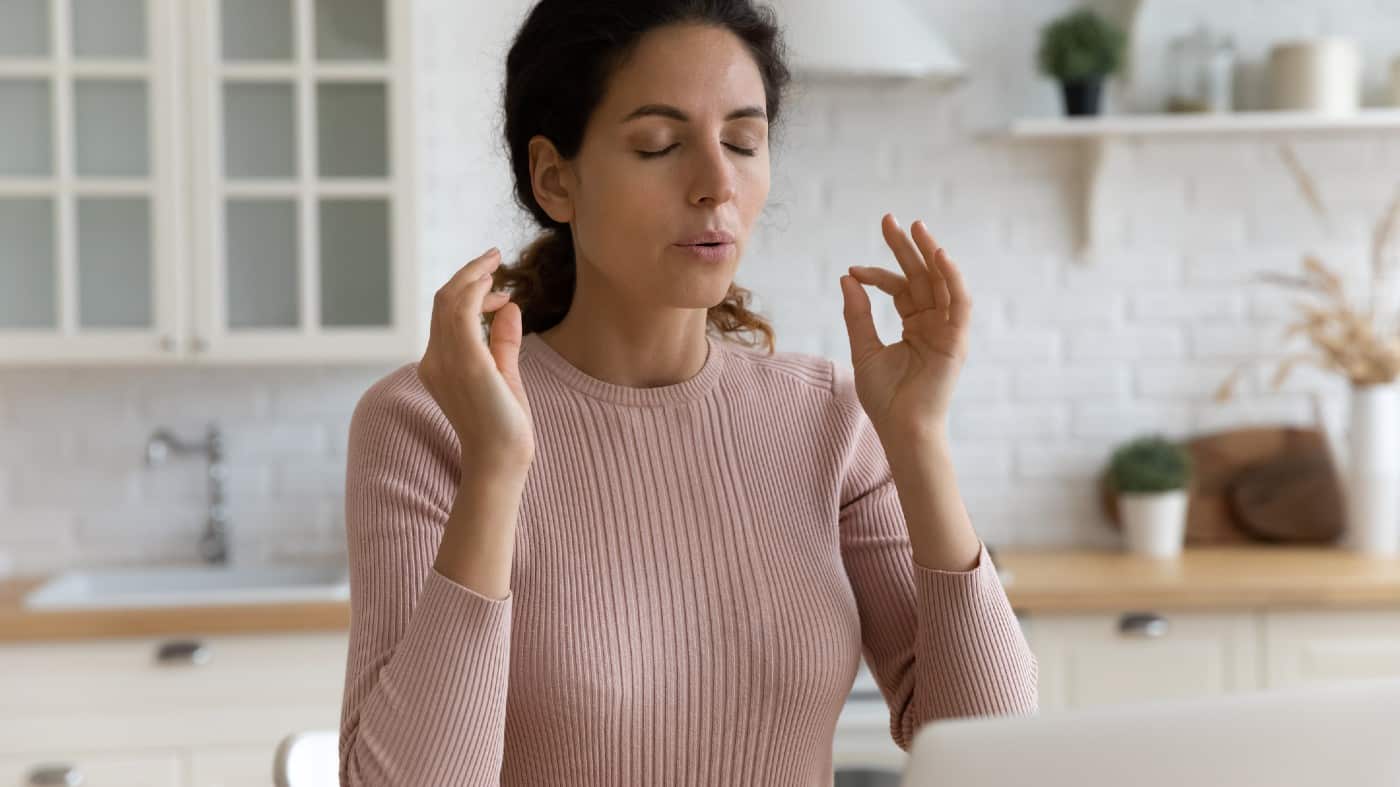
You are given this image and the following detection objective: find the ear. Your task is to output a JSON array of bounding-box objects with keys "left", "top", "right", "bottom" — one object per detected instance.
[{"left": 529, "top": 135, "right": 575, "bottom": 224}]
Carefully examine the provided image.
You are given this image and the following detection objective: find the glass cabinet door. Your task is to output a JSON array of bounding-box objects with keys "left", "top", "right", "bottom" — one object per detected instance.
[
  {"left": 193, "top": 0, "right": 415, "bottom": 362},
  {"left": 0, "top": 0, "right": 180, "bottom": 363}
]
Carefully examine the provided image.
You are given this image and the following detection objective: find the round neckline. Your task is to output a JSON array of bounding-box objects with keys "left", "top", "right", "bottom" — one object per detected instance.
[{"left": 521, "top": 331, "right": 727, "bottom": 407}]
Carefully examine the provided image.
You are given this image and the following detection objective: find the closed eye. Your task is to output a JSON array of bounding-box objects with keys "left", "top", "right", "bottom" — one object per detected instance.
[{"left": 637, "top": 143, "right": 758, "bottom": 159}]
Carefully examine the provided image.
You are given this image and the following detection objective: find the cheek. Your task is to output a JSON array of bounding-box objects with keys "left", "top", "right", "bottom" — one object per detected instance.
[{"left": 739, "top": 165, "right": 771, "bottom": 223}]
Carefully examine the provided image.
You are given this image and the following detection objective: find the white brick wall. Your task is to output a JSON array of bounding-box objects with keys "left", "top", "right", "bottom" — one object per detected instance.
[{"left": 1, "top": 0, "right": 1395, "bottom": 575}]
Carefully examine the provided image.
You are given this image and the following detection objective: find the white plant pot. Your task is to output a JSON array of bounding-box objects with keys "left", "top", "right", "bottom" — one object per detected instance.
[{"left": 1119, "top": 489, "right": 1189, "bottom": 558}]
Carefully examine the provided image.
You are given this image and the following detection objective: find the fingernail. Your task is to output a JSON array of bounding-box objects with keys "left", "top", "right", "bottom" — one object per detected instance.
[{"left": 486, "top": 246, "right": 499, "bottom": 257}]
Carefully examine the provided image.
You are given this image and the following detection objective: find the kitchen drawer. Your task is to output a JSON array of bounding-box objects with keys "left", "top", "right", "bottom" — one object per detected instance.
[
  {"left": 189, "top": 744, "right": 279, "bottom": 787},
  {"left": 1264, "top": 609, "right": 1400, "bottom": 689},
  {"left": 2, "top": 703, "right": 340, "bottom": 755},
  {"left": 0, "top": 632, "right": 348, "bottom": 717},
  {"left": 0, "top": 750, "right": 181, "bottom": 787},
  {"left": 1024, "top": 610, "right": 1260, "bottom": 710}
]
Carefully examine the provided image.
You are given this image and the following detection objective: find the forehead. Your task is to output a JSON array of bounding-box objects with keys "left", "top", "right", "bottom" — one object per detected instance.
[{"left": 597, "top": 23, "right": 767, "bottom": 122}]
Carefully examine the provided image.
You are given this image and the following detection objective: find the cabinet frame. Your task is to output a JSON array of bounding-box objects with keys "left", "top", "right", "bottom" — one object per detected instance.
[{"left": 0, "top": 0, "right": 419, "bottom": 366}]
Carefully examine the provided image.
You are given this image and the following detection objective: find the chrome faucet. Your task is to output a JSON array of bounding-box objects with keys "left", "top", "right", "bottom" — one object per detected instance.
[{"left": 144, "top": 424, "right": 230, "bottom": 565}]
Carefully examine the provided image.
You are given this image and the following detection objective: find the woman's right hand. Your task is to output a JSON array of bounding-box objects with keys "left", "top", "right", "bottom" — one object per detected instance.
[{"left": 417, "top": 247, "right": 535, "bottom": 477}]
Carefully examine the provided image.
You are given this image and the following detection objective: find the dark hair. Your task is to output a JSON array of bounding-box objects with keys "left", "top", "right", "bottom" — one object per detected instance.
[{"left": 491, "top": 0, "right": 791, "bottom": 354}]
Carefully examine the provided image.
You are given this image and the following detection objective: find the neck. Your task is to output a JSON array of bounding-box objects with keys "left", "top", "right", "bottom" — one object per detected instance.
[{"left": 536, "top": 311, "right": 711, "bottom": 389}]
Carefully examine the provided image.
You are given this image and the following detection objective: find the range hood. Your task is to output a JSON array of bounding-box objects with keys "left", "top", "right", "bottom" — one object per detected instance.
[{"left": 766, "top": 0, "right": 967, "bottom": 81}]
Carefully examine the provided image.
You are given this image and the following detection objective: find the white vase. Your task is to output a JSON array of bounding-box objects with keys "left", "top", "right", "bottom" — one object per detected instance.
[
  {"left": 1340, "top": 383, "right": 1400, "bottom": 557},
  {"left": 1119, "top": 489, "right": 1189, "bottom": 559}
]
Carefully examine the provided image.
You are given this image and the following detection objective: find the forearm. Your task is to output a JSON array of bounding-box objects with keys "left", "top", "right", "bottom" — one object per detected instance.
[
  {"left": 882, "top": 427, "right": 982, "bottom": 572},
  {"left": 434, "top": 466, "right": 527, "bottom": 600}
]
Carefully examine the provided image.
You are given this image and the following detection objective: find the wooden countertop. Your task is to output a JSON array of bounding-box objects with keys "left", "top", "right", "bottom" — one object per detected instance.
[
  {"left": 996, "top": 545, "right": 1400, "bottom": 613},
  {"left": 5, "top": 545, "right": 1400, "bottom": 641},
  {"left": 0, "top": 575, "right": 349, "bottom": 643}
]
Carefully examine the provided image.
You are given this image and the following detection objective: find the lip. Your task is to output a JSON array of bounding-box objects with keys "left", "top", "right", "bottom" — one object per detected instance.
[
  {"left": 674, "top": 242, "right": 733, "bottom": 262},
  {"left": 675, "top": 229, "right": 736, "bottom": 246}
]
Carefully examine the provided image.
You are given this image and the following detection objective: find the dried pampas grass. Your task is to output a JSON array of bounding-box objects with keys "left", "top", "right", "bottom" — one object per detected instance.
[{"left": 1215, "top": 143, "right": 1400, "bottom": 402}]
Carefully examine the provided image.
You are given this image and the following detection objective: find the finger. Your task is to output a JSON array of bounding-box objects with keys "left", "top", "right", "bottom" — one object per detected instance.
[
  {"left": 933, "top": 246, "right": 972, "bottom": 322},
  {"left": 460, "top": 265, "right": 499, "bottom": 320},
  {"left": 840, "top": 274, "right": 884, "bottom": 366},
  {"left": 443, "top": 247, "right": 502, "bottom": 292},
  {"left": 480, "top": 290, "right": 511, "bottom": 313},
  {"left": 848, "top": 266, "right": 918, "bottom": 316},
  {"left": 910, "top": 221, "right": 951, "bottom": 312},
  {"left": 881, "top": 214, "right": 935, "bottom": 311}
]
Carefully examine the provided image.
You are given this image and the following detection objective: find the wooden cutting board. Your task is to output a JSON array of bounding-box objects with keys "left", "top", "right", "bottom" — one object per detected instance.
[{"left": 1098, "top": 426, "right": 1345, "bottom": 545}]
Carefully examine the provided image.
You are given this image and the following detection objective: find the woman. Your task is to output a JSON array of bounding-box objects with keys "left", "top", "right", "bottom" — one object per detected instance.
[{"left": 337, "top": 1, "right": 1037, "bottom": 784}]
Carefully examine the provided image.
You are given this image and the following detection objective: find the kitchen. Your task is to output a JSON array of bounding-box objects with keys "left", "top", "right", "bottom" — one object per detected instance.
[{"left": 5, "top": 0, "right": 1400, "bottom": 785}]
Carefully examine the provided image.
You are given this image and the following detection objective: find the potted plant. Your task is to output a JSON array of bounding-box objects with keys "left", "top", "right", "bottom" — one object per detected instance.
[
  {"left": 1037, "top": 8, "right": 1127, "bottom": 116},
  {"left": 1105, "top": 435, "right": 1193, "bottom": 558}
]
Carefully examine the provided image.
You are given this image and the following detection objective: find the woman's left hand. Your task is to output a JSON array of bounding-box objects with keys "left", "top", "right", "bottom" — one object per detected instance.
[{"left": 838, "top": 213, "right": 972, "bottom": 442}]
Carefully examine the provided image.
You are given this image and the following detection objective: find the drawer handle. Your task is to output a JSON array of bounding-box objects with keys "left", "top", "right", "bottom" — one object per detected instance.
[
  {"left": 1118, "top": 612, "right": 1169, "bottom": 638},
  {"left": 27, "top": 764, "right": 83, "bottom": 786},
  {"left": 155, "top": 639, "right": 211, "bottom": 666}
]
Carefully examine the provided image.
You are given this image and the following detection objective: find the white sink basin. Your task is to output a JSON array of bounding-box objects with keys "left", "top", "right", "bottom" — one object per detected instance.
[{"left": 23, "top": 563, "right": 351, "bottom": 610}]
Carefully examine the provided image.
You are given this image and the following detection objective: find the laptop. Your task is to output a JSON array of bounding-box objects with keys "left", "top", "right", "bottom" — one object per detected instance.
[{"left": 901, "top": 677, "right": 1400, "bottom": 787}]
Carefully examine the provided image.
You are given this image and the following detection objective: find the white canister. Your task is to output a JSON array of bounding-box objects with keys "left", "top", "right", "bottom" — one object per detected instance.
[
  {"left": 1390, "top": 55, "right": 1400, "bottom": 107},
  {"left": 1119, "top": 489, "right": 1190, "bottom": 559},
  {"left": 1268, "top": 38, "right": 1361, "bottom": 115}
]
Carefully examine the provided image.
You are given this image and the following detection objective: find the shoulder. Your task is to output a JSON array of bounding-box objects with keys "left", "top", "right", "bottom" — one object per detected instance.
[
  {"left": 348, "top": 362, "right": 459, "bottom": 459},
  {"left": 717, "top": 338, "right": 864, "bottom": 423}
]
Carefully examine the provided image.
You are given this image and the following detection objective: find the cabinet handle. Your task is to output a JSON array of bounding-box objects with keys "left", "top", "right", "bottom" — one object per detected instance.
[
  {"left": 1118, "top": 612, "right": 1169, "bottom": 638},
  {"left": 191, "top": 337, "right": 208, "bottom": 352},
  {"left": 26, "top": 764, "right": 83, "bottom": 786},
  {"left": 155, "top": 639, "right": 211, "bottom": 666},
  {"left": 160, "top": 335, "right": 175, "bottom": 352}
]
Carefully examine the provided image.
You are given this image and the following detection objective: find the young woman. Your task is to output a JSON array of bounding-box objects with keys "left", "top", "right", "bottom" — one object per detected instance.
[{"left": 337, "top": 1, "right": 1037, "bottom": 784}]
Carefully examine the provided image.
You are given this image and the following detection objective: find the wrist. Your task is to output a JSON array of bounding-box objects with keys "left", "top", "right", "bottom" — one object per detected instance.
[{"left": 878, "top": 422, "right": 950, "bottom": 463}]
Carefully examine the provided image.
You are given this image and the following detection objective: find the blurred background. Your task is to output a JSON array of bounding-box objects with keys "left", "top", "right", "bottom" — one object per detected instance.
[{"left": 5, "top": 0, "right": 1400, "bottom": 785}]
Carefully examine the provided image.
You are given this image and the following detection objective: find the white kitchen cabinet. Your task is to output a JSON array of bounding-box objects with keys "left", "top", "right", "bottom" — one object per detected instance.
[
  {"left": 0, "top": 0, "right": 418, "bottom": 366},
  {"left": 1263, "top": 609, "right": 1400, "bottom": 690},
  {"left": 0, "top": 750, "right": 183, "bottom": 787},
  {"left": 0, "top": 631, "right": 347, "bottom": 786},
  {"left": 188, "top": 745, "right": 281, "bottom": 787},
  {"left": 1024, "top": 610, "right": 1261, "bottom": 710}
]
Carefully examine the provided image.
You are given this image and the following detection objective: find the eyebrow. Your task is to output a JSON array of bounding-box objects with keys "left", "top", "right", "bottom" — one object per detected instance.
[{"left": 621, "top": 103, "right": 768, "bottom": 124}]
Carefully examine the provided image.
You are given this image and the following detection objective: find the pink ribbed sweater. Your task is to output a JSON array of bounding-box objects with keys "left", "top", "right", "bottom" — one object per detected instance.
[{"left": 338, "top": 330, "right": 1038, "bottom": 786}]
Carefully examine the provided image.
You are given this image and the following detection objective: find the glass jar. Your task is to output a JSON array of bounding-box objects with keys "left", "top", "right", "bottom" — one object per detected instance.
[{"left": 1166, "top": 25, "right": 1236, "bottom": 113}]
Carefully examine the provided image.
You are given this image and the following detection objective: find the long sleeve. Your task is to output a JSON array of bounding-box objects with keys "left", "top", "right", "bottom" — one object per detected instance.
[
  {"left": 832, "top": 363, "right": 1039, "bottom": 752},
  {"left": 338, "top": 368, "right": 515, "bottom": 786}
]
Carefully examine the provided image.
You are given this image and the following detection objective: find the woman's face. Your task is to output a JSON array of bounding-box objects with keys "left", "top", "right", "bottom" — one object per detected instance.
[{"left": 543, "top": 23, "right": 771, "bottom": 313}]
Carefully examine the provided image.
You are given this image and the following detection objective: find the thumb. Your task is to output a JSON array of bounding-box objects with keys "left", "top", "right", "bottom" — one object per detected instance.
[
  {"left": 840, "top": 274, "right": 883, "bottom": 367},
  {"left": 489, "top": 302, "right": 526, "bottom": 396}
]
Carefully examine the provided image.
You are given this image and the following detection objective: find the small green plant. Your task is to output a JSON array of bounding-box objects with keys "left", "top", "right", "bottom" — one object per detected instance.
[
  {"left": 1106, "top": 435, "right": 1193, "bottom": 494},
  {"left": 1037, "top": 8, "right": 1127, "bottom": 83}
]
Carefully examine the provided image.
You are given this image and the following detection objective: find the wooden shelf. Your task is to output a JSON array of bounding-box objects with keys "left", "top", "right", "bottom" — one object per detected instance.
[
  {"left": 1007, "top": 109, "right": 1400, "bottom": 139},
  {"left": 997, "top": 109, "right": 1400, "bottom": 260}
]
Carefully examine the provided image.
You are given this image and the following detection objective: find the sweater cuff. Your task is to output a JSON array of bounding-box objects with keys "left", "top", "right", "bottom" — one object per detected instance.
[
  {"left": 912, "top": 539, "right": 994, "bottom": 577},
  {"left": 378, "top": 566, "right": 514, "bottom": 710},
  {"left": 909, "top": 539, "right": 1038, "bottom": 721}
]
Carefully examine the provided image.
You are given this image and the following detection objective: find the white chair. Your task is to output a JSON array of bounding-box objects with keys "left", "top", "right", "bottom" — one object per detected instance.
[{"left": 273, "top": 730, "right": 339, "bottom": 787}]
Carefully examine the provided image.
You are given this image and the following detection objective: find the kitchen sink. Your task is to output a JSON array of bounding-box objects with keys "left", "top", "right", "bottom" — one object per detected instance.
[{"left": 22, "top": 562, "right": 351, "bottom": 610}]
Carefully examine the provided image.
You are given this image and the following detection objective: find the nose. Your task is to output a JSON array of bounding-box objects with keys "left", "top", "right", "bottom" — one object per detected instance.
[{"left": 689, "top": 139, "right": 737, "bottom": 207}]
